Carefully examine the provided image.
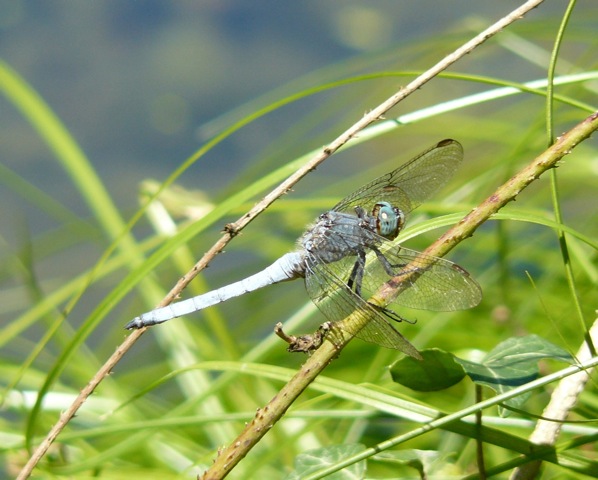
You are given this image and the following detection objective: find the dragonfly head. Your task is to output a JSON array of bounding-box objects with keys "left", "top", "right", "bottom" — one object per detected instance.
[{"left": 372, "top": 201, "right": 404, "bottom": 240}]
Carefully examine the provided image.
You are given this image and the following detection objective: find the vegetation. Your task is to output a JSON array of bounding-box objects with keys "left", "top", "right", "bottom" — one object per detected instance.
[{"left": 2, "top": 1, "right": 597, "bottom": 479}]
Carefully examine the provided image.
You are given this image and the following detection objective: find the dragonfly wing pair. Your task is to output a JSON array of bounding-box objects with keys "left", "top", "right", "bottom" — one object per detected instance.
[
  {"left": 305, "top": 255, "right": 422, "bottom": 358},
  {"left": 305, "top": 244, "right": 481, "bottom": 359},
  {"left": 332, "top": 139, "right": 464, "bottom": 216},
  {"left": 303, "top": 139, "right": 481, "bottom": 358}
]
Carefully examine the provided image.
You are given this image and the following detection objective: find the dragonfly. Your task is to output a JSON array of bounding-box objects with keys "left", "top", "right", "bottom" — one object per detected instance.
[{"left": 126, "top": 139, "right": 482, "bottom": 359}]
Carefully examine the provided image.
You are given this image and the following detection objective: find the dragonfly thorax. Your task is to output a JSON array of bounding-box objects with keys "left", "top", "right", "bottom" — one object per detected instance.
[{"left": 300, "top": 210, "right": 385, "bottom": 264}]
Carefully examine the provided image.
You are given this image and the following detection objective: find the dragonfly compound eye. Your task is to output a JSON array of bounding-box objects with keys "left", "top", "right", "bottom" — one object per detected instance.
[{"left": 373, "top": 201, "right": 402, "bottom": 240}]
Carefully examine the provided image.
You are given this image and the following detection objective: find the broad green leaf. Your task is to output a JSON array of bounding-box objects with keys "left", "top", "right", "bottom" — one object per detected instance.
[
  {"left": 390, "top": 349, "right": 466, "bottom": 391},
  {"left": 374, "top": 449, "right": 443, "bottom": 477},
  {"left": 389, "top": 336, "right": 574, "bottom": 417},
  {"left": 456, "top": 335, "right": 574, "bottom": 414},
  {"left": 287, "top": 444, "right": 366, "bottom": 480}
]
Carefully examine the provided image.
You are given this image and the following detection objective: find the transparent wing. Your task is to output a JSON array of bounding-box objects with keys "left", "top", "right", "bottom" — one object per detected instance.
[
  {"left": 333, "top": 139, "right": 463, "bottom": 215},
  {"left": 304, "top": 255, "right": 421, "bottom": 359},
  {"left": 343, "top": 242, "right": 482, "bottom": 311}
]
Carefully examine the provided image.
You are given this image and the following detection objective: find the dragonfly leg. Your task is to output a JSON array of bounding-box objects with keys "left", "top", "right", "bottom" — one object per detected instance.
[
  {"left": 373, "top": 246, "right": 435, "bottom": 279},
  {"left": 366, "top": 302, "right": 415, "bottom": 324},
  {"left": 367, "top": 246, "right": 420, "bottom": 325},
  {"left": 372, "top": 246, "right": 430, "bottom": 281},
  {"left": 346, "top": 250, "right": 366, "bottom": 296},
  {"left": 370, "top": 246, "right": 407, "bottom": 276},
  {"left": 346, "top": 259, "right": 359, "bottom": 291},
  {"left": 354, "top": 205, "right": 367, "bottom": 220}
]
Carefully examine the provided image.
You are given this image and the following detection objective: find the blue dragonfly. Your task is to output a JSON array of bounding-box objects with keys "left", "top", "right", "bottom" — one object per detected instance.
[{"left": 126, "top": 139, "right": 482, "bottom": 358}]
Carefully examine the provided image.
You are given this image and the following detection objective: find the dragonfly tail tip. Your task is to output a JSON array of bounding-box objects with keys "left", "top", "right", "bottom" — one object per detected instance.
[{"left": 124, "top": 318, "right": 142, "bottom": 330}]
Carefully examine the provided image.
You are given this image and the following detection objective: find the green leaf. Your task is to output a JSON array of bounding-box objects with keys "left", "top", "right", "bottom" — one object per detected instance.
[
  {"left": 374, "top": 449, "right": 443, "bottom": 478},
  {"left": 287, "top": 444, "right": 366, "bottom": 480},
  {"left": 390, "top": 349, "right": 467, "bottom": 391},
  {"left": 456, "top": 335, "right": 574, "bottom": 413}
]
